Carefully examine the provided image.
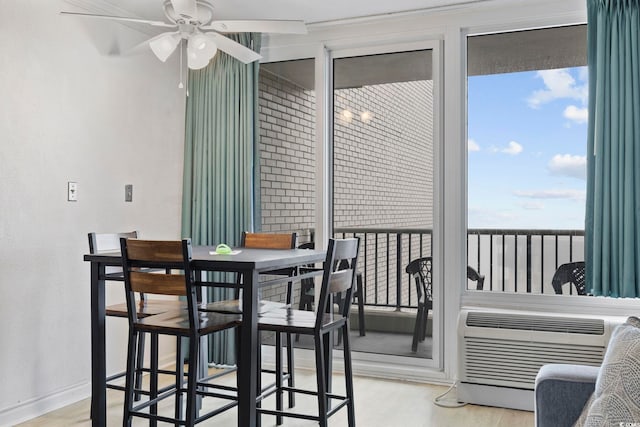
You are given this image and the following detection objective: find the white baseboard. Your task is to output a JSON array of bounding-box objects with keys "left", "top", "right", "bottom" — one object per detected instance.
[
  {"left": 0, "top": 381, "right": 90, "bottom": 427},
  {"left": 1, "top": 352, "right": 177, "bottom": 426}
]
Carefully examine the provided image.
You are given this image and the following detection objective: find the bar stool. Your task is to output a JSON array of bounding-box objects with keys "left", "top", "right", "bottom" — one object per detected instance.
[
  {"left": 257, "top": 238, "right": 360, "bottom": 426},
  {"left": 87, "top": 231, "right": 185, "bottom": 417},
  {"left": 200, "top": 231, "right": 299, "bottom": 408},
  {"left": 120, "top": 238, "right": 241, "bottom": 426}
]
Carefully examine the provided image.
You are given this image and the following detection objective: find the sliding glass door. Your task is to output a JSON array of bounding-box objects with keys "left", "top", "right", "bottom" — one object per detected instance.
[{"left": 331, "top": 44, "right": 441, "bottom": 366}]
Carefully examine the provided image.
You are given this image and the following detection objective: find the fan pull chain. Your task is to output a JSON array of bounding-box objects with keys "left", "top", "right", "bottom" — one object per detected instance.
[{"left": 178, "top": 39, "right": 184, "bottom": 90}]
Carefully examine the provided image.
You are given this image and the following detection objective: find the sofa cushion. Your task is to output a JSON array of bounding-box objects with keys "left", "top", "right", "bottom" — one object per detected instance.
[
  {"left": 534, "top": 364, "right": 598, "bottom": 427},
  {"left": 574, "top": 316, "right": 640, "bottom": 427}
]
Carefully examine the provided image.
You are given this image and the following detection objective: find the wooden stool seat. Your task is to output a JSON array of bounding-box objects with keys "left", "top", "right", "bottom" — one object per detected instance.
[
  {"left": 260, "top": 309, "right": 345, "bottom": 334},
  {"left": 136, "top": 310, "right": 241, "bottom": 335},
  {"left": 201, "top": 299, "right": 286, "bottom": 315},
  {"left": 105, "top": 300, "right": 186, "bottom": 318}
]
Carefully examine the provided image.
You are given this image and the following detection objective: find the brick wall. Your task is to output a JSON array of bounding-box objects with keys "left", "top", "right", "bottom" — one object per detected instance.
[
  {"left": 334, "top": 81, "right": 434, "bottom": 228},
  {"left": 258, "top": 70, "right": 434, "bottom": 307},
  {"left": 258, "top": 68, "right": 316, "bottom": 303},
  {"left": 258, "top": 68, "right": 316, "bottom": 241}
]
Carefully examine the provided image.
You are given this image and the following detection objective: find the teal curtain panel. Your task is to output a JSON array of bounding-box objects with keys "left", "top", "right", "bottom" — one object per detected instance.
[
  {"left": 586, "top": 0, "right": 640, "bottom": 297},
  {"left": 181, "top": 33, "right": 262, "bottom": 364}
]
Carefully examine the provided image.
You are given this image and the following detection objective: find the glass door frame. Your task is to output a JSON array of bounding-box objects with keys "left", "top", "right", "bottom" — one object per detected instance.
[{"left": 326, "top": 40, "right": 444, "bottom": 372}]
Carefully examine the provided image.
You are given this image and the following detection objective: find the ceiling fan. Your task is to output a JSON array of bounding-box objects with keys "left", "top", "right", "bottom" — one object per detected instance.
[{"left": 61, "top": 0, "right": 307, "bottom": 69}]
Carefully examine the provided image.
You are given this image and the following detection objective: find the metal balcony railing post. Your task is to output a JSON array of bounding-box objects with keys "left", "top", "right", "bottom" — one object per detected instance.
[
  {"left": 386, "top": 233, "right": 390, "bottom": 306},
  {"left": 375, "top": 233, "right": 379, "bottom": 306},
  {"left": 526, "top": 234, "right": 532, "bottom": 293},
  {"left": 396, "top": 232, "right": 402, "bottom": 311}
]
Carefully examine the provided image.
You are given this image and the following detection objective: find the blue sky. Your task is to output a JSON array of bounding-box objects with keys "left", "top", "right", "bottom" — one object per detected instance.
[{"left": 467, "top": 67, "right": 588, "bottom": 230}]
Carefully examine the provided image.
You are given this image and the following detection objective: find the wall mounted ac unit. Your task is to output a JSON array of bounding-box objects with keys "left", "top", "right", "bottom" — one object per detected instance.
[{"left": 457, "top": 308, "right": 623, "bottom": 411}]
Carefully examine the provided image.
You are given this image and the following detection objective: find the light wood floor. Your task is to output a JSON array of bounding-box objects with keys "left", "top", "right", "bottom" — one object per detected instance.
[{"left": 17, "top": 369, "right": 533, "bottom": 427}]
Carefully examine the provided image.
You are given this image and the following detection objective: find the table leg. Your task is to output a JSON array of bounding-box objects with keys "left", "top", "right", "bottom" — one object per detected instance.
[
  {"left": 196, "top": 274, "right": 206, "bottom": 413},
  {"left": 323, "top": 330, "right": 333, "bottom": 409},
  {"left": 324, "top": 294, "right": 333, "bottom": 410},
  {"left": 90, "top": 262, "right": 106, "bottom": 427},
  {"left": 238, "top": 269, "right": 259, "bottom": 427}
]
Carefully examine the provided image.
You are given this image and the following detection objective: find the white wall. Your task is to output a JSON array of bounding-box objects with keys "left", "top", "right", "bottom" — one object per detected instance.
[{"left": 0, "top": 1, "right": 185, "bottom": 424}]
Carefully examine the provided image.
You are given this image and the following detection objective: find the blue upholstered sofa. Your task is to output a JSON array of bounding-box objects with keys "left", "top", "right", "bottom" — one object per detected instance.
[
  {"left": 535, "top": 316, "right": 640, "bottom": 427},
  {"left": 534, "top": 364, "right": 599, "bottom": 427}
]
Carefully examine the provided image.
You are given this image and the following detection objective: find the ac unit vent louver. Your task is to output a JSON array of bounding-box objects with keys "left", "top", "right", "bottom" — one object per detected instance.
[
  {"left": 458, "top": 309, "right": 622, "bottom": 411},
  {"left": 466, "top": 311, "right": 604, "bottom": 335},
  {"left": 463, "top": 337, "right": 604, "bottom": 389}
]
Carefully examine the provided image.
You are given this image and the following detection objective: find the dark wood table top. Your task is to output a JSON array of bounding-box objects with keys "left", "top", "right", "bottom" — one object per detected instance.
[{"left": 84, "top": 246, "right": 326, "bottom": 272}]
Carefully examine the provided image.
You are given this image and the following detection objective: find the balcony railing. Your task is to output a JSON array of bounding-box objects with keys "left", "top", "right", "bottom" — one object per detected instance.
[
  {"left": 467, "top": 228, "right": 585, "bottom": 295},
  {"left": 332, "top": 227, "right": 585, "bottom": 311}
]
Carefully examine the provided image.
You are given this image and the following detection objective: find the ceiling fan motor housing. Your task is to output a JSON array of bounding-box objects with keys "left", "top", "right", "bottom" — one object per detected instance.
[{"left": 164, "top": 0, "right": 214, "bottom": 26}]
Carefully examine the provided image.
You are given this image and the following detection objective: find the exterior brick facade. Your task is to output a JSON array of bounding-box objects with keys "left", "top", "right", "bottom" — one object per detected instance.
[
  {"left": 333, "top": 81, "right": 434, "bottom": 228},
  {"left": 258, "top": 66, "right": 434, "bottom": 307}
]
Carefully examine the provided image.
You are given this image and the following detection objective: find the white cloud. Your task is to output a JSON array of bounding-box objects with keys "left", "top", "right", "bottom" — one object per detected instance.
[
  {"left": 577, "top": 66, "right": 589, "bottom": 83},
  {"left": 513, "top": 189, "right": 586, "bottom": 202},
  {"left": 518, "top": 201, "right": 545, "bottom": 210},
  {"left": 488, "top": 141, "right": 523, "bottom": 155},
  {"left": 547, "top": 154, "right": 587, "bottom": 180},
  {"left": 527, "top": 69, "right": 588, "bottom": 109},
  {"left": 468, "top": 138, "right": 480, "bottom": 152},
  {"left": 564, "top": 105, "right": 588, "bottom": 124},
  {"left": 502, "top": 141, "right": 523, "bottom": 155}
]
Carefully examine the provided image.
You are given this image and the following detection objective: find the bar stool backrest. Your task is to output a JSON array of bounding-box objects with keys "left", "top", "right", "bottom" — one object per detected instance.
[
  {"left": 241, "top": 231, "right": 297, "bottom": 249},
  {"left": 88, "top": 231, "right": 138, "bottom": 276},
  {"left": 120, "top": 238, "right": 196, "bottom": 325},
  {"left": 315, "top": 238, "right": 360, "bottom": 330}
]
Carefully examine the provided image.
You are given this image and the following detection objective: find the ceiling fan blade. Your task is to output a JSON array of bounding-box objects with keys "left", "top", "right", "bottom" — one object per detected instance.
[
  {"left": 60, "top": 11, "right": 177, "bottom": 28},
  {"left": 170, "top": 0, "right": 198, "bottom": 19},
  {"left": 204, "top": 33, "right": 262, "bottom": 64},
  {"left": 202, "top": 20, "right": 307, "bottom": 34},
  {"left": 112, "top": 32, "right": 181, "bottom": 59}
]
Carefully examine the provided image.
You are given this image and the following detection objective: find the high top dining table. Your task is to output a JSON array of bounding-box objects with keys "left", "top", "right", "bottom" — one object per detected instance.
[{"left": 84, "top": 245, "right": 326, "bottom": 427}]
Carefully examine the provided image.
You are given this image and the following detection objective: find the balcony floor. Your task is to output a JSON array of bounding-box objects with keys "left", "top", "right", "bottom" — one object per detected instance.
[{"left": 265, "top": 329, "right": 432, "bottom": 359}]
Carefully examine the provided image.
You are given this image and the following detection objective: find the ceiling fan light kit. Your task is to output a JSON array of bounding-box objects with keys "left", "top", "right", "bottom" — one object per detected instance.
[
  {"left": 149, "top": 32, "right": 182, "bottom": 62},
  {"left": 61, "top": 0, "right": 307, "bottom": 71},
  {"left": 187, "top": 33, "right": 218, "bottom": 69}
]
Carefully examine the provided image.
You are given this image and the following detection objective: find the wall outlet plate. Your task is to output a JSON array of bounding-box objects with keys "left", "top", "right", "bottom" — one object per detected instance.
[{"left": 68, "top": 182, "right": 78, "bottom": 201}]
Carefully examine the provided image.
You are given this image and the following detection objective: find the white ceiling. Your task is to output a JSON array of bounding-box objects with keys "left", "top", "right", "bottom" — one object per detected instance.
[{"left": 94, "top": 0, "right": 487, "bottom": 25}]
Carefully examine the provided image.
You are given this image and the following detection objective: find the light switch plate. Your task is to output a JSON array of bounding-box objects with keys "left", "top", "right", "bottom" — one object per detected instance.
[
  {"left": 68, "top": 182, "right": 78, "bottom": 201},
  {"left": 125, "top": 184, "right": 133, "bottom": 202}
]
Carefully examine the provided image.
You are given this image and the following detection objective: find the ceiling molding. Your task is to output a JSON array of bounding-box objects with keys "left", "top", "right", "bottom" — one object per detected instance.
[{"left": 307, "top": 0, "right": 493, "bottom": 28}]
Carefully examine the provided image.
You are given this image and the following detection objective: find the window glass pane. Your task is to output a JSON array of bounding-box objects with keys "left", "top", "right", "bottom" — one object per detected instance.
[
  {"left": 259, "top": 58, "right": 316, "bottom": 242},
  {"left": 333, "top": 50, "right": 435, "bottom": 358},
  {"left": 467, "top": 25, "right": 587, "bottom": 295},
  {"left": 258, "top": 58, "right": 316, "bottom": 311}
]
